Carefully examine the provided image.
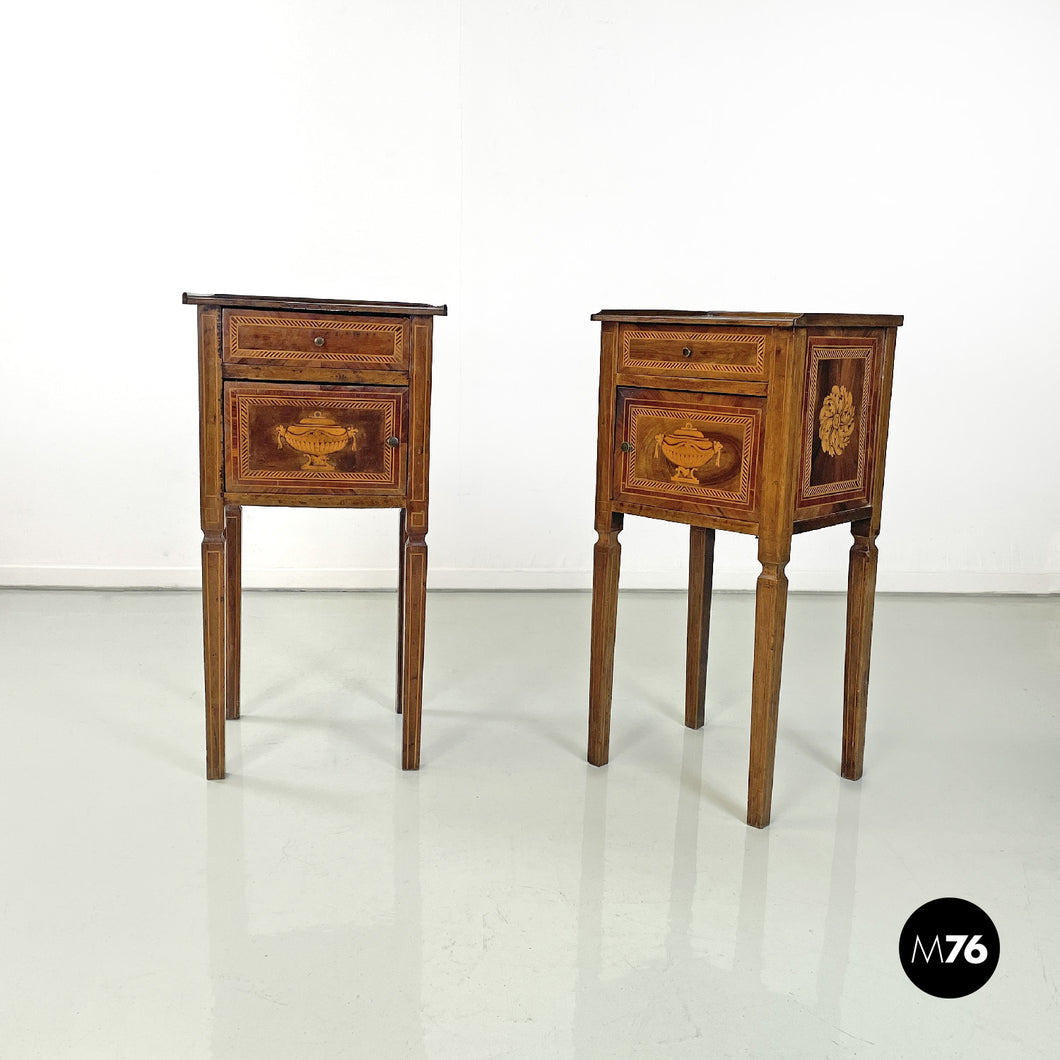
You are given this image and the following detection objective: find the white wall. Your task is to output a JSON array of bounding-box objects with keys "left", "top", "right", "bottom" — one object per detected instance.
[{"left": 2, "top": 0, "right": 1058, "bottom": 592}]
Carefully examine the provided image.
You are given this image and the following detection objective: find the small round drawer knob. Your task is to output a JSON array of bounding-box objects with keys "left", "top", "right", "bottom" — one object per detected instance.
[
  {"left": 314, "top": 336, "right": 325, "bottom": 347},
  {"left": 682, "top": 347, "right": 693, "bottom": 357},
  {"left": 387, "top": 435, "right": 400, "bottom": 447},
  {"left": 620, "top": 441, "right": 634, "bottom": 453}
]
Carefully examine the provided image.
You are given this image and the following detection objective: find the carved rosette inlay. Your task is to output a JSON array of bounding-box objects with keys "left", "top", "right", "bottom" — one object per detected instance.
[{"left": 818, "top": 385, "right": 856, "bottom": 457}]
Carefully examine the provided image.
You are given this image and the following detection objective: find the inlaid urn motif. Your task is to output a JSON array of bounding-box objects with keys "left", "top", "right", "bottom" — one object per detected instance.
[
  {"left": 275, "top": 411, "right": 359, "bottom": 470},
  {"left": 654, "top": 422, "right": 724, "bottom": 484},
  {"left": 818, "top": 384, "right": 856, "bottom": 457}
]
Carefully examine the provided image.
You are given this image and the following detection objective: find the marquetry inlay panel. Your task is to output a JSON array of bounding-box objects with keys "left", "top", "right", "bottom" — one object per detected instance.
[
  {"left": 797, "top": 338, "right": 876, "bottom": 508},
  {"left": 615, "top": 388, "right": 763, "bottom": 515},
  {"left": 224, "top": 312, "right": 406, "bottom": 369},
  {"left": 620, "top": 327, "right": 768, "bottom": 378},
  {"left": 224, "top": 382, "right": 406, "bottom": 494}
]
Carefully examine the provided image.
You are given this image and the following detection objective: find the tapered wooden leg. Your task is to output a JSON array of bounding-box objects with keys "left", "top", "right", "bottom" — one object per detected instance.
[
  {"left": 746, "top": 553, "right": 790, "bottom": 828},
  {"left": 202, "top": 528, "right": 226, "bottom": 779},
  {"left": 588, "top": 513, "right": 623, "bottom": 767},
  {"left": 400, "top": 532, "right": 427, "bottom": 770},
  {"left": 224, "top": 505, "right": 242, "bottom": 721},
  {"left": 842, "top": 519, "right": 878, "bottom": 781},
  {"left": 685, "top": 526, "right": 715, "bottom": 730},
  {"left": 396, "top": 509, "right": 407, "bottom": 714}
]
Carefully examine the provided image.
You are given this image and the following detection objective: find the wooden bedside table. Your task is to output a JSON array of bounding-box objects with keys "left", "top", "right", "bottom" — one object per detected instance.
[
  {"left": 587, "top": 310, "right": 903, "bottom": 827},
  {"left": 185, "top": 293, "right": 446, "bottom": 780}
]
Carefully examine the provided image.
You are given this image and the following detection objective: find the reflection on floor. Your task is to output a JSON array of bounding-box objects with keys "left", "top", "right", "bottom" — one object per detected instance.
[{"left": 0, "top": 590, "right": 1056, "bottom": 1058}]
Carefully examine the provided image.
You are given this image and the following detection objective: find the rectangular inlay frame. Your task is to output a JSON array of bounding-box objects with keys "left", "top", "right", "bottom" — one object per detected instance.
[
  {"left": 618, "top": 396, "right": 762, "bottom": 511},
  {"left": 797, "top": 339, "right": 876, "bottom": 505},
  {"left": 226, "top": 312, "right": 405, "bottom": 366},
  {"left": 225, "top": 384, "right": 405, "bottom": 491},
  {"left": 620, "top": 328, "right": 767, "bottom": 376}
]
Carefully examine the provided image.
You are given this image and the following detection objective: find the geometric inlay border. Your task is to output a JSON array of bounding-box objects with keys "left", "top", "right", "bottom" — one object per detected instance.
[
  {"left": 228, "top": 315, "right": 404, "bottom": 364},
  {"left": 229, "top": 391, "right": 401, "bottom": 486},
  {"left": 621, "top": 401, "right": 760, "bottom": 508},
  {"left": 798, "top": 341, "right": 874, "bottom": 502},
  {"left": 621, "top": 330, "right": 766, "bottom": 376}
]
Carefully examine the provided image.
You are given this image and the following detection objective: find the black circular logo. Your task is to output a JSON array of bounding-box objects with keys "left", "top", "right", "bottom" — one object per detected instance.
[{"left": 899, "top": 898, "right": 999, "bottom": 997}]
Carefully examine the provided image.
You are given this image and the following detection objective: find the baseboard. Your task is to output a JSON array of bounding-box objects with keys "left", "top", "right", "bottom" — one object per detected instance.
[{"left": 1, "top": 565, "right": 1056, "bottom": 594}]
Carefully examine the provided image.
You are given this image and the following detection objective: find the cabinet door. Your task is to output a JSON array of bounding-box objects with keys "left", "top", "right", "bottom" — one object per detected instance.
[
  {"left": 613, "top": 388, "right": 764, "bottom": 521},
  {"left": 224, "top": 382, "right": 407, "bottom": 497}
]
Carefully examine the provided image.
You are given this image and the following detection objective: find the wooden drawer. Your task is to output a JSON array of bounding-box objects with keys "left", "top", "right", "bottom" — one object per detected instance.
[
  {"left": 613, "top": 387, "right": 764, "bottom": 519},
  {"left": 224, "top": 382, "right": 407, "bottom": 496},
  {"left": 223, "top": 310, "right": 408, "bottom": 371},
  {"left": 618, "top": 324, "right": 769, "bottom": 381}
]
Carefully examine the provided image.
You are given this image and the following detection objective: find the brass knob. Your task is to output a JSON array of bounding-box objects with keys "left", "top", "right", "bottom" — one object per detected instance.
[
  {"left": 314, "top": 336, "right": 325, "bottom": 347},
  {"left": 682, "top": 347, "right": 692, "bottom": 357},
  {"left": 387, "top": 436, "right": 400, "bottom": 447},
  {"left": 620, "top": 441, "right": 633, "bottom": 453}
]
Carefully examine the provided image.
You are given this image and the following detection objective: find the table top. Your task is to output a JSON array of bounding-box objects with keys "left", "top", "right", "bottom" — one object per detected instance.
[
  {"left": 183, "top": 293, "right": 448, "bottom": 316},
  {"left": 591, "top": 310, "right": 903, "bottom": 327}
]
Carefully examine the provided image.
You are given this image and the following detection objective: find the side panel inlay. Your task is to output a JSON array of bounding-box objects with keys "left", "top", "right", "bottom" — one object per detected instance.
[{"left": 796, "top": 338, "right": 876, "bottom": 508}]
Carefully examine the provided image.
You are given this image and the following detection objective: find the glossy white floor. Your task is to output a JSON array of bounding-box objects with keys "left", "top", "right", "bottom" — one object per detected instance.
[{"left": 1, "top": 588, "right": 1057, "bottom": 1058}]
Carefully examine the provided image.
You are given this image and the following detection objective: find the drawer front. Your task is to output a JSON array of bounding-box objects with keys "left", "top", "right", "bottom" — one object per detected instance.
[
  {"left": 223, "top": 310, "right": 408, "bottom": 371},
  {"left": 618, "top": 325, "right": 769, "bottom": 380},
  {"left": 224, "top": 382, "right": 407, "bottom": 496},
  {"left": 796, "top": 335, "right": 878, "bottom": 510},
  {"left": 614, "top": 388, "right": 764, "bottom": 517}
]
